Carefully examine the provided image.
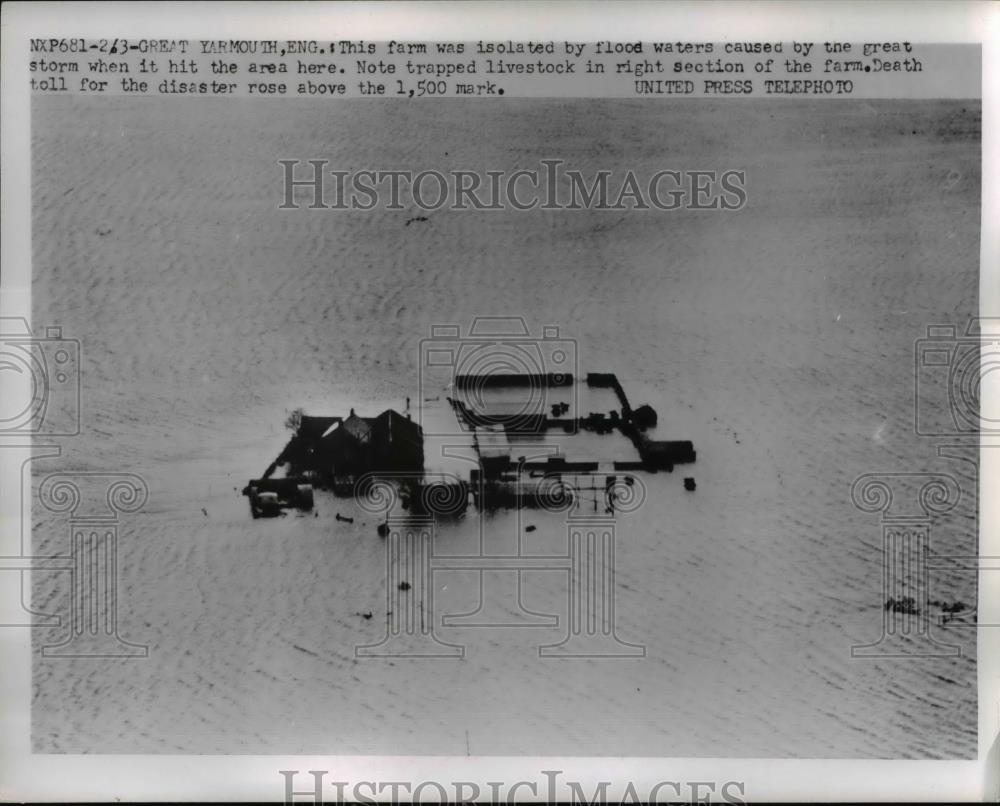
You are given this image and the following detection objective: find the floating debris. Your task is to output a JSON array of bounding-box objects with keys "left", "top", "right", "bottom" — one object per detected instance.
[
  {"left": 684, "top": 477, "right": 696, "bottom": 492},
  {"left": 335, "top": 512, "right": 354, "bottom": 524},
  {"left": 243, "top": 478, "right": 314, "bottom": 518},
  {"left": 398, "top": 581, "right": 411, "bottom": 591},
  {"left": 930, "top": 599, "right": 970, "bottom": 624},
  {"left": 633, "top": 403, "right": 658, "bottom": 430},
  {"left": 931, "top": 599, "right": 968, "bottom": 614},
  {"left": 525, "top": 524, "right": 537, "bottom": 533},
  {"left": 885, "top": 596, "right": 920, "bottom": 615}
]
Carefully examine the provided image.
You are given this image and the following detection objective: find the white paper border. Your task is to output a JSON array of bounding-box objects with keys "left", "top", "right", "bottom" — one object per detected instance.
[{"left": 1, "top": 1, "right": 997, "bottom": 801}]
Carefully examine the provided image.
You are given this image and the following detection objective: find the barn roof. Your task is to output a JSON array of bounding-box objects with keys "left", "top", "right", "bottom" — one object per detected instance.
[
  {"left": 343, "top": 412, "right": 373, "bottom": 442},
  {"left": 374, "top": 408, "right": 422, "bottom": 442},
  {"left": 298, "top": 415, "right": 342, "bottom": 442}
]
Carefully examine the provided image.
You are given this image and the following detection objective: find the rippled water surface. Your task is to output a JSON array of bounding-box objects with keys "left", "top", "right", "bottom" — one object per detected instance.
[{"left": 31, "top": 97, "right": 980, "bottom": 756}]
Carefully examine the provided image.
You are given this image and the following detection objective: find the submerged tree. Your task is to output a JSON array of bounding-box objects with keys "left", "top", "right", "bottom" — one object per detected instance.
[{"left": 284, "top": 407, "right": 304, "bottom": 433}]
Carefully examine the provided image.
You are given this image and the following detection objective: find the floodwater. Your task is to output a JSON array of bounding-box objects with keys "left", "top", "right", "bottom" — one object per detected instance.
[{"left": 30, "top": 97, "right": 979, "bottom": 757}]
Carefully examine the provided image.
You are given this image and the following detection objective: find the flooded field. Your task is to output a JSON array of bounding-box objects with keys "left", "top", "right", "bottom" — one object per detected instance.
[{"left": 30, "top": 97, "right": 980, "bottom": 757}]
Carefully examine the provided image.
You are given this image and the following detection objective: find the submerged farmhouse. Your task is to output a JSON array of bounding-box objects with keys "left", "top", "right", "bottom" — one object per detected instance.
[
  {"left": 245, "top": 371, "right": 695, "bottom": 517},
  {"left": 272, "top": 408, "right": 424, "bottom": 486}
]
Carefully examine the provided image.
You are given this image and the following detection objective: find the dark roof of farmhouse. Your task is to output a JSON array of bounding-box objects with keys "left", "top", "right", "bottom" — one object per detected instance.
[
  {"left": 298, "top": 415, "right": 342, "bottom": 441},
  {"left": 299, "top": 409, "right": 421, "bottom": 447}
]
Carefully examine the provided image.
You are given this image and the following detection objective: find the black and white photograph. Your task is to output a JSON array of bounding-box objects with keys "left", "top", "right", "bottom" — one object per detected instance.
[{"left": 1, "top": 2, "right": 997, "bottom": 802}]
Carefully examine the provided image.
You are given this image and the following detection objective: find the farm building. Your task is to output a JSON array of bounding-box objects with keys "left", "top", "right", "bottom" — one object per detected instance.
[{"left": 275, "top": 408, "right": 424, "bottom": 482}]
